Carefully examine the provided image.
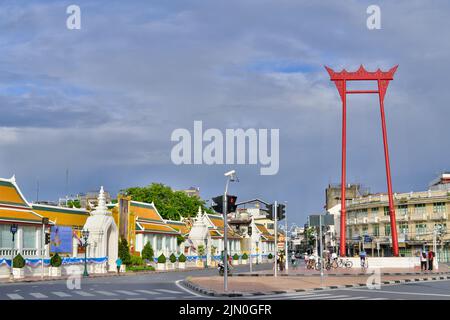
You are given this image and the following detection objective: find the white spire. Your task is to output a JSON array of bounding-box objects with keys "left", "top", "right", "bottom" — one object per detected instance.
[{"left": 91, "top": 186, "right": 110, "bottom": 216}]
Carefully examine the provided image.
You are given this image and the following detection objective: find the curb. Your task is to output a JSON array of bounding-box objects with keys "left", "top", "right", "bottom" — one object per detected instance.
[
  {"left": 181, "top": 274, "right": 450, "bottom": 298},
  {"left": 230, "top": 271, "right": 450, "bottom": 278}
]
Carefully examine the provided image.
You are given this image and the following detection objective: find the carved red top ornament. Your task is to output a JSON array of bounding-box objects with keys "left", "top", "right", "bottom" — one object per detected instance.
[{"left": 325, "top": 64, "right": 398, "bottom": 81}]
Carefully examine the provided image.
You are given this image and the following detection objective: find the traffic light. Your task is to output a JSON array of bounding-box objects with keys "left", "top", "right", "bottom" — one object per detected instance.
[
  {"left": 45, "top": 232, "right": 51, "bottom": 245},
  {"left": 227, "top": 195, "right": 237, "bottom": 213},
  {"left": 211, "top": 195, "right": 223, "bottom": 213},
  {"left": 211, "top": 195, "right": 237, "bottom": 213},
  {"left": 264, "top": 203, "right": 274, "bottom": 219},
  {"left": 248, "top": 226, "right": 252, "bottom": 236},
  {"left": 277, "top": 204, "right": 286, "bottom": 221}
]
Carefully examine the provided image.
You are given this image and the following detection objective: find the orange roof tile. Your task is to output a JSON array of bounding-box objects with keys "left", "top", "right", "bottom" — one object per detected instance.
[
  {"left": 0, "top": 207, "right": 43, "bottom": 224},
  {"left": 130, "top": 201, "right": 163, "bottom": 222},
  {"left": 32, "top": 204, "right": 89, "bottom": 227},
  {"left": 137, "top": 222, "right": 180, "bottom": 235}
]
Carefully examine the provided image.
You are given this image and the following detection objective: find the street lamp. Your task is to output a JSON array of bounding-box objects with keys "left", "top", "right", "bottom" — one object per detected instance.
[
  {"left": 81, "top": 229, "right": 90, "bottom": 277},
  {"left": 9, "top": 224, "right": 18, "bottom": 280},
  {"left": 223, "top": 169, "right": 238, "bottom": 292}
]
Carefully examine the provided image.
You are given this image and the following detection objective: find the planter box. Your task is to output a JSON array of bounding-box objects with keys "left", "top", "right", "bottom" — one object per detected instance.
[
  {"left": 167, "top": 263, "right": 176, "bottom": 270},
  {"left": 13, "top": 268, "right": 24, "bottom": 279},
  {"left": 232, "top": 260, "right": 239, "bottom": 266},
  {"left": 241, "top": 259, "right": 248, "bottom": 265},
  {"left": 156, "top": 263, "right": 166, "bottom": 271},
  {"left": 178, "top": 262, "right": 186, "bottom": 269},
  {"left": 49, "top": 266, "right": 62, "bottom": 277}
]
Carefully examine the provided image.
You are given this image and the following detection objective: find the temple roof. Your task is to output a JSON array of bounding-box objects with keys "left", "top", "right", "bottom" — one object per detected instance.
[
  {"left": 165, "top": 219, "right": 191, "bottom": 236},
  {"left": 130, "top": 201, "right": 164, "bottom": 223},
  {"left": 0, "top": 206, "right": 44, "bottom": 224},
  {"left": 32, "top": 204, "right": 89, "bottom": 227},
  {"left": 136, "top": 221, "right": 180, "bottom": 235}
]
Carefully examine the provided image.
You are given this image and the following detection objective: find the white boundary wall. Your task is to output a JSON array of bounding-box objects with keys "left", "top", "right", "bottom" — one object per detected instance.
[{"left": 345, "top": 257, "right": 429, "bottom": 269}]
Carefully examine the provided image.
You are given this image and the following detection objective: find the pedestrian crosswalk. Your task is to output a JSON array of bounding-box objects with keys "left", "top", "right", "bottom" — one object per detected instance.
[
  {"left": 0, "top": 288, "right": 192, "bottom": 300},
  {"left": 245, "top": 291, "right": 402, "bottom": 300}
]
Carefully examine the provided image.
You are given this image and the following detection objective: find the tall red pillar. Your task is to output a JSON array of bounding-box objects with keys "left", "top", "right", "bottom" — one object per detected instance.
[{"left": 325, "top": 65, "right": 399, "bottom": 257}]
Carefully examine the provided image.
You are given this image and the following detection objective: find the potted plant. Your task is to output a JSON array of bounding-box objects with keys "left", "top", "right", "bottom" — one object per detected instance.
[
  {"left": 168, "top": 253, "right": 177, "bottom": 270},
  {"left": 232, "top": 253, "right": 240, "bottom": 266},
  {"left": 241, "top": 253, "right": 248, "bottom": 265},
  {"left": 197, "top": 245, "right": 205, "bottom": 268},
  {"left": 156, "top": 254, "right": 166, "bottom": 271},
  {"left": 268, "top": 253, "right": 273, "bottom": 262},
  {"left": 12, "top": 254, "right": 25, "bottom": 279},
  {"left": 49, "top": 253, "right": 62, "bottom": 277},
  {"left": 178, "top": 253, "right": 186, "bottom": 269}
]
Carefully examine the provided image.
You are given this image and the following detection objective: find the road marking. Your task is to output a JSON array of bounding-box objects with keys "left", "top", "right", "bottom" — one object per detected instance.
[
  {"left": 290, "top": 293, "right": 334, "bottom": 300},
  {"left": 333, "top": 296, "right": 367, "bottom": 300},
  {"left": 135, "top": 290, "right": 160, "bottom": 295},
  {"left": 368, "top": 297, "right": 389, "bottom": 300},
  {"left": 96, "top": 290, "right": 117, "bottom": 296},
  {"left": 52, "top": 292, "right": 72, "bottom": 297},
  {"left": 304, "top": 295, "right": 349, "bottom": 300},
  {"left": 115, "top": 290, "right": 139, "bottom": 296},
  {"left": 344, "top": 288, "right": 450, "bottom": 297},
  {"left": 73, "top": 291, "right": 95, "bottom": 297},
  {"left": 30, "top": 293, "right": 48, "bottom": 299},
  {"left": 253, "top": 292, "right": 315, "bottom": 299},
  {"left": 154, "top": 296, "right": 174, "bottom": 300},
  {"left": 156, "top": 289, "right": 182, "bottom": 294},
  {"left": 126, "top": 298, "right": 147, "bottom": 300},
  {"left": 7, "top": 294, "right": 24, "bottom": 300},
  {"left": 174, "top": 280, "right": 214, "bottom": 298}
]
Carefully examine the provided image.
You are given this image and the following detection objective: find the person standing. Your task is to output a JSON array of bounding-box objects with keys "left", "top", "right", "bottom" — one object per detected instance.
[
  {"left": 116, "top": 257, "right": 122, "bottom": 275},
  {"left": 428, "top": 250, "right": 434, "bottom": 271},
  {"left": 420, "top": 250, "right": 427, "bottom": 272}
]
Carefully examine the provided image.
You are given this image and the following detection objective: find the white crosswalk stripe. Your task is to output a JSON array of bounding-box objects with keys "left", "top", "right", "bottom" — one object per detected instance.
[
  {"left": 52, "top": 292, "right": 72, "bottom": 298},
  {"left": 115, "top": 290, "right": 139, "bottom": 296},
  {"left": 135, "top": 290, "right": 160, "bottom": 295},
  {"left": 333, "top": 296, "right": 367, "bottom": 300},
  {"left": 155, "top": 289, "right": 183, "bottom": 294},
  {"left": 30, "top": 293, "right": 48, "bottom": 299},
  {"left": 368, "top": 297, "right": 389, "bottom": 300},
  {"left": 298, "top": 294, "right": 349, "bottom": 300},
  {"left": 73, "top": 291, "right": 95, "bottom": 297},
  {"left": 96, "top": 290, "right": 118, "bottom": 296},
  {"left": 7, "top": 294, "right": 24, "bottom": 300}
]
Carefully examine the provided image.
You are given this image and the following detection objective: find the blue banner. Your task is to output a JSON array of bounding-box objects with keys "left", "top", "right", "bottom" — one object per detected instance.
[{"left": 50, "top": 226, "right": 73, "bottom": 253}]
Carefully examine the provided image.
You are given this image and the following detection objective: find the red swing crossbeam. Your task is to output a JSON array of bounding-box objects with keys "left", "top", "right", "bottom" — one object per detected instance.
[{"left": 325, "top": 64, "right": 399, "bottom": 257}]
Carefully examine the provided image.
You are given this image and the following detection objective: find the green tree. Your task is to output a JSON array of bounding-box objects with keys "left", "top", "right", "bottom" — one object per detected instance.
[
  {"left": 121, "top": 183, "right": 213, "bottom": 220},
  {"left": 118, "top": 238, "right": 131, "bottom": 265},
  {"left": 176, "top": 235, "right": 185, "bottom": 246},
  {"left": 197, "top": 244, "right": 205, "bottom": 256},
  {"left": 142, "top": 241, "right": 154, "bottom": 261},
  {"left": 67, "top": 199, "right": 81, "bottom": 208}
]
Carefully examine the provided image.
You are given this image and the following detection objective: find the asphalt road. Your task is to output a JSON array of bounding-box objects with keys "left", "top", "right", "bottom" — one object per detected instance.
[
  {"left": 241, "top": 279, "right": 450, "bottom": 300},
  {"left": 0, "top": 263, "right": 271, "bottom": 300}
]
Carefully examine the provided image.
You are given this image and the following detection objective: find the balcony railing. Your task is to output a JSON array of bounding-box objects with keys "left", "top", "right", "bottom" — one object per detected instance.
[
  {"left": 379, "top": 216, "right": 390, "bottom": 222},
  {"left": 410, "top": 213, "right": 428, "bottom": 221},
  {"left": 430, "top": 212, "right": 447, "bottom": 220},
  {"left": 368, "top": 216, "right": 379, "bottom": 223},
  {"left": 0, "top": 248, "right": 43, "bottom": 257}
]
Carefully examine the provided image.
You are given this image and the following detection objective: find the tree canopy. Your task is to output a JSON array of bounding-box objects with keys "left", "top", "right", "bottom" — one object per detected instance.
[{"left": 120, "top": 183, "right": 213, "bottom": 220}]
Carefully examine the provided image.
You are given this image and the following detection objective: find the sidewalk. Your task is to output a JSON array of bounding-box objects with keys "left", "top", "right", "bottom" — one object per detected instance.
[
  {"left": 185, "top": 272, "right": 450, "bottom": 297},
  {"left": 0, "top": 266, "right": 203, "bottom": 284}
]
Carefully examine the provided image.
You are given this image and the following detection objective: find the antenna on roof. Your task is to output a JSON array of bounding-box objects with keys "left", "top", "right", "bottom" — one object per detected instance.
[
  {"left": 36, "top": 178, "right": 40, "bottom": 203},
  {"left": 65, "top": 168, "right": 69, "bottom": 201}
]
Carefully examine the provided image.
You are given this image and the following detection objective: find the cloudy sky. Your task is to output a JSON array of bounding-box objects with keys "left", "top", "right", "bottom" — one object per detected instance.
[{"left": 1, "top": 0, "right": 450, "bottom": 226}]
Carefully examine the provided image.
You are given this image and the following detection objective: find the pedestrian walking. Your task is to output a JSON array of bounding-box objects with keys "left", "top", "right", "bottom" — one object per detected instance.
[
  {"left": 428, "top": 250, "right": 434, "bottom": 271},
  {"left": 420, "top": 250, "right": 427, "bottom": 272},
  {"left": 116, "top": 257, "right": 122, "bottom": 275}
]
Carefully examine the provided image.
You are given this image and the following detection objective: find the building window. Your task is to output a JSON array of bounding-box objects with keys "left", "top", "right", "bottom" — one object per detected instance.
[
  {"left": 373, "top": 225, "right": 379, "bottom": 237},
  {"left": 23, "top": 227, "right": 36, "bottom": 249},
  {"left": 397, "top": 205, "right": 408, "bottom": 215},
  {"left": 385, "top": 224, "right": 391, "bottom": 236},
  {"left": 398, "top": 223, "right": 408, "bottom": 234},
  {"left": 415, "top": 224, "right": 427, "bottom": 235},
  {"left": 383, "top": 207, "right": 390, "bottom": 216},
  {"left": 156, "top": 235, "right": 162, "bottom": 251},
  {"left": 433, "top": 202, "right": 446, "bottom": 213},
  {"left": 414, "top": 204, "right": 426, "bottom": 215},
  {"left": 362, "top": 226, "right": 368, "bottom": 235},
  {"left": 0, "top": 225, "right": 13, "bottom": 248},
  {"left": 372, "top": 207, "right": 379, "bottom": 214}
]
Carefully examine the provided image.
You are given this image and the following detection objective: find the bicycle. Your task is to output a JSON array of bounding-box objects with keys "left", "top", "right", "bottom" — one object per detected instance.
[{"left": 337, "top": 258, "right": 353, "bottom": 269}]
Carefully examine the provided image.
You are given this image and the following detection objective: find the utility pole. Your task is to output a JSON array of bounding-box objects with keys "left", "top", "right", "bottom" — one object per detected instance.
[
  {"left": 274, "top": 200, "right": 278, "bottom": 277},
  {"left": 319, "top": 215, "right": 324, "bottom": 287},
  {"left": 285, "top": 201, "right": 288, "bottom": 273}
]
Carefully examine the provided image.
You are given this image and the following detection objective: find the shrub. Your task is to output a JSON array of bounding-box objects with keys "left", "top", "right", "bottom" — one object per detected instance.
[
  {"left": 157, "top": 254, "right": 166, "bottom": 264},
  {"left": 242, "top": 253, "right": 248, "bottom": 260},
  {"left": 178, "top": 253, "right": 186, "bottom": 263},
  {"left": 130, "top": 255, "right": 144, "bottom": 266},
  {"left": 118, "top": 238, "right": 131, "bottom": 265},
  {"left": 13, "top": 254, "right": 25, "bottom": 268},
  {"left": 141, "top": 242, "right": 154, "bottom": 261},
  {"left": 169, "top": 253, "right": 177, "bottom": 263},
  {"left": 233, "top": 253, "right": 239, "bottom": 260},
  {"left": 127, "top": 265, "right": 155, "bottom": 272},
  {"left": 268, "top": 253, "right": 273, "bottom": 259},
  {"left": 50, "top": 253, "right": 62, "bottom": 267}
]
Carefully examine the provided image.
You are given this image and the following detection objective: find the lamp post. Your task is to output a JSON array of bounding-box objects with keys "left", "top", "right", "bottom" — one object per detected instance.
[
  {"left": 9, "top": 224, "right": 18, "bottom": 280},
  {"left": 81, "top": 229, "right": 90, "bottom": 277},
  {"left": 223, "top": 169, "right": 238, "bottom": 292}
]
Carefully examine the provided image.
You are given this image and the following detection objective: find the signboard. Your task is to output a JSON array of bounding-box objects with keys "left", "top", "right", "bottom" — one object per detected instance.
[
  {"left": 119, "top": 198, "right": 129, "bottom": 240},
  {"left": 309, "top": 214, "right": 334, "bottom": 227},
  {"left": 50, "top": 226, "right": 73, "bottom": 253}
]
